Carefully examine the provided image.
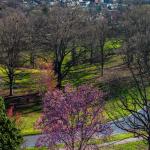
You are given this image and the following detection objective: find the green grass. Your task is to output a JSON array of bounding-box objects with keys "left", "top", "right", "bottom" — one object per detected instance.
[
  {"left": 20, "top": 112, "right": 41, "bottom": 136},
  {"left": 104, "top": 39, "right": 122, "bottom": 50},
  {"left": 106, "top": 133, "right": 134, "bottom": 142},
  {"left": 105, "top": 55, "right": 123, "bottom": 68},
  {"left": 63, "top": 54, "right": 123, "bottom": 87},
  {"left": 63, "top": 63, "right": 100, "bottom": 86},
  {"left": 109, "top": 141, "right": 147, "bottom": 150},
  {"left": 0, "top": 67, "right": 40, "bottom": 95},
  {"left": 16, "top": 102, "right": 42, "bottom": 136}
]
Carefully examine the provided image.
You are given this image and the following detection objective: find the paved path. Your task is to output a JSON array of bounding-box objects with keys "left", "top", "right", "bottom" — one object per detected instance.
[
  {"left": 22, "top": 135, "right": 41, "bottom": 148},
  {"left": 22, "top": 108, "right": 146, "bottom": 148},
  {"left": 22, "top": 135, "right": 143, "bottom": 149},
  {"left": 99, "top": 137, "right": 143, "bottom": 148},
  {"left": 22, "top": 123, "right": 127, "bottom": 148}
]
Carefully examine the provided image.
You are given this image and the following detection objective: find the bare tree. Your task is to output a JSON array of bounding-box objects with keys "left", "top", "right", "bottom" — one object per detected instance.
[
  {"left": 82, "top": 14, "right": 109, "bottom": 75},
  {"left": 123, "top": 5, "right": 150, "bottom": 72},
  {"left": 82, "top": 15, "right": 99, "bottom": 64},
  {"left": 0, "top": 9, "right": 28, "bottom": 96},
  {"left": 0, "top": 0, "right": 24, "bottom": 9},
  {"left": 95, "top": 17, "right": 109, "bottom": 76},
  {"left": 44, "top": 6, "right": 87, "bottom": 88},
  {"left": 27, "top": 10, "right": 49, "bottom": 68},
  {"left": 110, "top": 6, "right": 150, "bottom": 150},
  {"left": 110, "top": 64, "right": 150, "bottom": 150}
]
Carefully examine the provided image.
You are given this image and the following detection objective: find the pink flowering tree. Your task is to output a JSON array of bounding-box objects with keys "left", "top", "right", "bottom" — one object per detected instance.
[{"left": 35, "top": 85, "right": 111, "bottom": 150}]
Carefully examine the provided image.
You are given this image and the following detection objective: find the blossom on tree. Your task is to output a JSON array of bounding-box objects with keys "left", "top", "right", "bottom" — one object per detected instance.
[
  {"left": 35, "top": 84, "right": 111, "bottom": 150},
  {"left": 36, "top": 59, "right": 56, "bottom": 94}
]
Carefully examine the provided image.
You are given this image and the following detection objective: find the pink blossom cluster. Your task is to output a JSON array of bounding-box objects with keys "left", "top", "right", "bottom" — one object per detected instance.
[{"left": 36, "top": 84, "right": 111, "bottom": 149}]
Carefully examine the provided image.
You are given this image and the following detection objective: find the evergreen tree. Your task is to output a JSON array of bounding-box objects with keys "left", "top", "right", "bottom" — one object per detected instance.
[{"left": 0, "top": 97, "right": 23, "bottom": 150}]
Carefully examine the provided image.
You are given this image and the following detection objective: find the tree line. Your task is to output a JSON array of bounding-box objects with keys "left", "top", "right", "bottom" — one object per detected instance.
[{"left": 0, "top": 5, "right": 113, "bottom": 95}]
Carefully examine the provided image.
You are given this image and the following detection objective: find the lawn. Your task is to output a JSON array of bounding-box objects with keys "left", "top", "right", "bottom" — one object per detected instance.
[
  {"left": 63, "top": 54, "right": 124, "bottom": 86},
  {"left": 16, "top": 101, "right": 42, "bottom": 136},
  {"left": 0, "top": 53, "right": 135, "bottom": 135},
  {"left": 0, "top": 67, "right": 40, "bottom": 96},
  {"left": 19, "top": 54, "right": 125, "bottom": 135},
  {"left": 24, "top": 139, "right": 147, "bottom": 150},
  {"left": 21, "top": 112, "right": 41, "bottom": 136},
  {"left": 0, "top": 39, "right": 139, "bottom": 136}
]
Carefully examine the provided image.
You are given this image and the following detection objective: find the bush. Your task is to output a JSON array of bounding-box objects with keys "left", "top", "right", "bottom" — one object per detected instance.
[{"left": 0, "top": 97, "right": 23, "bottom": 150}]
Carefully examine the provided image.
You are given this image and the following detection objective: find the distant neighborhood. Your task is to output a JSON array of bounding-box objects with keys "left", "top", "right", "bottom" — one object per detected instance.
[
  {"left": 22, "top": 0, "right": 150, "bottom": 11},
  {"left": 1, "top": 0, "right": 150, "bottom": 13},
  {"left": 22, "top": 0, "right": 128, "bottom": 10}
]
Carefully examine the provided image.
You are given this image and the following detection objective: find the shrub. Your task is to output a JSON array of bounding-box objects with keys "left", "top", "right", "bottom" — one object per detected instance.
[{"left": 0, "top": 97, "right": 23, "bottom": 150}]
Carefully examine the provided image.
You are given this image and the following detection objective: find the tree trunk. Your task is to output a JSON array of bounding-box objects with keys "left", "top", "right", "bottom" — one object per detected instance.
[
  {"left": 101, "top": 46, "right": 104, "bottom": 76},
  {"left": 90, "top": 48, "right": 94, "bottom": 64},
  {"left": 9, "top": 75, "right": 13, "bottom": 96},
  {"left": 57, "top": 73, "right": 62, "bottom": 88},
  {"left": 30, "top": 52, "right": 35, "bottom": 68},
  {"left": 9, "top": 84, "right": 13, "bottom": 96},
  {"left": 54, "top": 60, "right": 62, "bottom": 89},
  {"left": 71, "top": 47, "right": 77, "bottom": 66},
  {"left": 148, "top": 136, "right": 150, "bottom": 150},
  {"left": 148, "top": 142, "right": 150, "bottom": 150}
]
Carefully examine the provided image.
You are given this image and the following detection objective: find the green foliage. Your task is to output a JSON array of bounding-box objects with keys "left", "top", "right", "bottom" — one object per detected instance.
[{"left": 0, "top": 97, "right": 23, "bottom": 150}]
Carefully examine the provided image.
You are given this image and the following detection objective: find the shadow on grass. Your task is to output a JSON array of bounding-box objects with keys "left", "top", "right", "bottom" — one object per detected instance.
[{"left": 64, "top": 64, "right": 101, "bottom": 86}]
